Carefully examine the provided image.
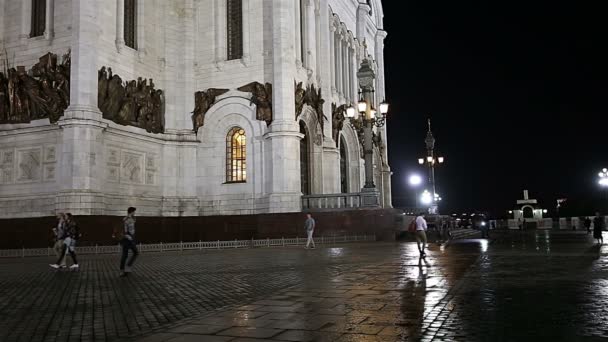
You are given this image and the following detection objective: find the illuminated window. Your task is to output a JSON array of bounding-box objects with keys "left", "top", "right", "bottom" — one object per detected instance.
[
  {"left": 124, "top": 0, "right": 137, "bottom": 49},
  {"left": 227, "top": 0, "right": 243, "bottom": 60},
  {"left": 226, "top": 127, "right": 246, "bottom": 182},
  {"left": 30, "top": 0, "right": 46, "bottom": 38}
]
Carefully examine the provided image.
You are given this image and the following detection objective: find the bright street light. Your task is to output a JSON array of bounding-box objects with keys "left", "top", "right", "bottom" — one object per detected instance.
[
  {"left": 420, "top": 190, "right": 433, "bottom": 205},
  {"left": 409, "top": 174, "right": 422, "bottom": 186}
]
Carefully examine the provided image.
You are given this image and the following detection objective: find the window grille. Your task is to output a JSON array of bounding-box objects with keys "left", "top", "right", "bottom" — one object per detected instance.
[
  {"left": 30, "top": 0, "right": 46, "bottom": 38},
  {"left": 124, "top": 0, "right": 137, "bottom": 49},
  {"left": 227, "top": 0, "right": 243, "bottom": 60}
]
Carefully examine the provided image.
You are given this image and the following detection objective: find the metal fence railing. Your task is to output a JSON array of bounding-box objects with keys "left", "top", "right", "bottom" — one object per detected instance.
[{"left": 0, "top": 234, "right": 376, "bottom": 258}]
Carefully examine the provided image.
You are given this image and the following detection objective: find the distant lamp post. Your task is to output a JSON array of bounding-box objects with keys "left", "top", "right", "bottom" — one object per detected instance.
[
  {"left": 409, "top": 174, "right": 423, "bottom": 208},
  {"left": 420, "top": 190, "right": 433, "bottom": 206},
  {"left": 344, "top": 58, "right": 390, "bottom": 207},
  {"left": 599, "top": 169, "right": 608, "bottom": 206},
  {"left": 599, "top": 168, "right": 608, "bottom": 187},
  {"left": 418, "top": 119, "right": 444, "bottom": 214}
]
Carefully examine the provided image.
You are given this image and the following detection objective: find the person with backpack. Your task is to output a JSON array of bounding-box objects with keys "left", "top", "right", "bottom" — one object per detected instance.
[
  {"left": 50, "top": 213, "right": 79, "bottom": 270},
  {"left": 119, "top": 207, "right": 139, "bottom": 277}
]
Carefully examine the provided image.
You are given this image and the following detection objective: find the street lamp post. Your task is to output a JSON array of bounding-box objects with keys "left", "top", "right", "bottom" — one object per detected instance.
[
  {"left": 345, "top": 58, "right": 389, "bottom": 207},
  {"left": 417, "top": 119, "right": 444, "bottom": 214}
]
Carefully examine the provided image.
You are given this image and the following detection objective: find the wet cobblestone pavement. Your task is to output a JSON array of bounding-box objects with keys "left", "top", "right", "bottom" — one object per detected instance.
[{"left": 1, "top": 231, "right": 608, "bottom": 341}]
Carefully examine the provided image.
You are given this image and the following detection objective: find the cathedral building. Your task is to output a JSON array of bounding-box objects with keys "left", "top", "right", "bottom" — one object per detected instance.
[{"left": 0, "top": 0, "right": 391, "bottom": 220}]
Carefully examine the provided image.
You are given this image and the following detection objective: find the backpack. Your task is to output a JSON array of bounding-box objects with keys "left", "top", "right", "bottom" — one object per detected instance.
[
  {"left": 408, "top": 218, "right": 417, "bottom": 232},
  {"left": 112, "top": 225, "right": 124, "bottom": 241}
]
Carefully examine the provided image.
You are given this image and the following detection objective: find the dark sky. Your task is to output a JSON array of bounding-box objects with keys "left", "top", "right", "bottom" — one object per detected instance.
[{"left": 383, "top": 1, "right": 607, "bottom": 217}]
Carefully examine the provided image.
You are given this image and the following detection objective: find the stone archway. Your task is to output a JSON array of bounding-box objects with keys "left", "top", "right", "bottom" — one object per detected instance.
[
  {"left": 339, "top": 135, "right": 348, "bottom": 193},
  {"left": 522, "top": 205, "right": 534, "bottom": 219},
  {"left": 300, "top": 121, "right": 311, "bottom": 195}
]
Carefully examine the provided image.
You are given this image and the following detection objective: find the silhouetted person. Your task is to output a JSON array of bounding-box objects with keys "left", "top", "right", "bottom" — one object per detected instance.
[
  {"left": 304, "top": 213, "right": 316, "bottom": 249},
  {"left": 120, "top": 207, "right": 139, "bottom": 276},
  {"left": 584, "top": 217, "right": 592, "bottom": 234},
  {"left": 593, "top": 212, "right": 604, "bottom": 245}
]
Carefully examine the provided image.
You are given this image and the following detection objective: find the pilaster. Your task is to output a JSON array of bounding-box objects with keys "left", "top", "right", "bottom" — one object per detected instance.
[{"left": 57, "top": 0, "right": 104, "bottom": 215}]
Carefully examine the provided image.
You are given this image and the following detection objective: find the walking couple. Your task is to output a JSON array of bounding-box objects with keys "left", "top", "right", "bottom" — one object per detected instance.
[{"left": 50, "top": 213, "right": 80, "bottom": 270}]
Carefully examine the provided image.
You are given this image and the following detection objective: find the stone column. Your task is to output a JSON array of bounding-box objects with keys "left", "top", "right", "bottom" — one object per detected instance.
[
  {"left": 57, "top": 0, "right": 105, "bottom": 215},
  {"left": 356, "top": 2, "right": 371, "bottom": 41},
  {"left": 265, "top": 0, "right": 302, "bottom": 213},
  {"left": 329, "top": 23, "right": 336, "bottom": 94},
  {"left": 304, "top": 0, "right": 316, "bottom": 78},
  {"left": 20, "top": 0, "right": 32, "bottom": 39},
  {"left": 294, "top": 0, "right": 302, "bottom": 66},
  {"left": 115, "top": 0, "right": 125, "bottom": 51},
  {"left": 336, "top": 34, "right": 343, "bottom": 96},
  {"left": 319, "top": 0, "right": 339, "bottom": 194},
  {"left": 375, "top": 29, "right": 391, "bottom": 208},
  {"left": 44, "top": 0, "right": 54, "bottom": 40}
]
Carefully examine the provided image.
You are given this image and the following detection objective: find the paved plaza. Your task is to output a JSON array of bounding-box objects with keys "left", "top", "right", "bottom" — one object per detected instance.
[{"left": 1, "top": 231, "right": 608, "bottom": 341}]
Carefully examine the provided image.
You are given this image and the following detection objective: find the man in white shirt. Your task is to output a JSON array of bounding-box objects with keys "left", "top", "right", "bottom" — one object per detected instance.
[{"left": 415, "top": 214, "right": 428, "bottom": 257}]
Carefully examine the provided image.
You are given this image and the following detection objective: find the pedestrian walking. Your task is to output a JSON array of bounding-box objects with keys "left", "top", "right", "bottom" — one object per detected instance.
[
  {"left": 415, "top": 213, "right": 428, "bottom": 258},
  {"left": 584, "top": 217, "right": 592, "bottom": 234},
  {"left": 120, "top": 207, "right": 139, "bottom": 277},
  {"left": 50, "top": 213, "right": 79, "bottom": 270},
  {"left": 52, "top": 213, "right": 67, "bottom": 268},
  {"left": 304, "top": 213, "right": 316, "bottom": 249},
  {"left": 593, "top": 212, "right": 604, "bottom": 245}
]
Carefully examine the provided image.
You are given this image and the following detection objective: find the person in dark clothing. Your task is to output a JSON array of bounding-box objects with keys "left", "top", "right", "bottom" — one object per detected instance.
[
  {"left": 50, "top": 213, "right": 79, "bottom": 270},
  {"left": 119, "top": 207, "right": 139, "bottom": 277},
  {"left": 584, "top": 217, "right": 592, "bottom": 234},
  {"left": 593, "top": 212, "right": 604, "bottom": 244}
]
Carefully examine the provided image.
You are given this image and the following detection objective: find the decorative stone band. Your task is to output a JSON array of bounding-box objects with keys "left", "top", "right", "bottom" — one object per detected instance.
[{"left": 0, "top": 51, "right": 71, "bottom": 125}]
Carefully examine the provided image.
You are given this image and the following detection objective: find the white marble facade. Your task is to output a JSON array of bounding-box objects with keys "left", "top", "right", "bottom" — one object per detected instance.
[{"left": 0, "top": 0, "right": 391, "bottom": 218}]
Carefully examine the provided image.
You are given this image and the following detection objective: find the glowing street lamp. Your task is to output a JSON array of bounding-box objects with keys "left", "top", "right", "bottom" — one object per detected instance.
[
  {"left": 409, "top": 174, "right": 422, "bottom": 186},
  {"left": 420, "top": 190, "right": 433, "bottom": 206}
]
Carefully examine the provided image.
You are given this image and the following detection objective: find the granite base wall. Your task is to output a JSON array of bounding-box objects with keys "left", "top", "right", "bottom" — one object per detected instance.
[{"left": 0, "top": 209, "right": 400, "bottom": 248}]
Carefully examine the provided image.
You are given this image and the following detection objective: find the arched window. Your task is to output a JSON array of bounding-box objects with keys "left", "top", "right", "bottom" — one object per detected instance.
[
  {"left": 226, "top": 127, "right": 246, "bottom": 182},
  {"left": 340, "top": 136, "right": 348, "bottom": 193},
  {"left": 30, "top": 0, "right": 46, "bottom": 38},
  {"left": 124, "top": 0, "right": 137, "bottom": 49},
  {"left": 227, "top": 0, "right": 243, "bottom": 60}
]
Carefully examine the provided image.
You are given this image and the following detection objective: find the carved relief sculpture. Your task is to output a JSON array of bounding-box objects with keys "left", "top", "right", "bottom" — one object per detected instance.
[
  {"left": 191, "top": 88, "right": 229, "bottom": 132},
  {"left": 238, "top": 82, "right": 273, "bottom": 125},
  {"left": 304, "top": 84, "right": 326, "bottom": 137},
  {"left": 294, "top": 81, "right": 305, "bottom": 118},
  {"left": 294, "top": 82, "right": 327, "bottom": 138},
  {"left": 331, "top": 103, "right": 347, "bottom": 146},
  {"left": 98, "top": 67, "right": 165, "bottom": 134},
  {"left": 0, "top": 51, "right": 71, "bottom": 124}
]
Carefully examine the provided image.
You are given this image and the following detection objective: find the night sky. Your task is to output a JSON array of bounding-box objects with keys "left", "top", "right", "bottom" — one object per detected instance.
[{"left": 383, "top": 1, "right": 607, "bottom": 217}]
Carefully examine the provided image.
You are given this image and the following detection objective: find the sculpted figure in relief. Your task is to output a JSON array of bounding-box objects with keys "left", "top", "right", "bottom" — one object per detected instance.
[
  {"left": 191, "top": 88, "right": 229, "bottom": 132},
  {"left": 98, "top": 68, "right": 165, "bottom": 133},
  {"left": 331, "top": 103, "right": 347, "bottom": 146},
  {"left": 0, "top": 51, "right": 71, "bottom": 124},
  {"left": 238, "top": 82, "right": 273, "bottom": 125}
]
